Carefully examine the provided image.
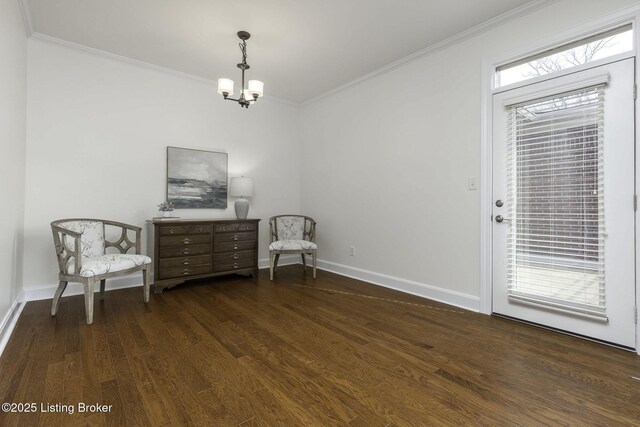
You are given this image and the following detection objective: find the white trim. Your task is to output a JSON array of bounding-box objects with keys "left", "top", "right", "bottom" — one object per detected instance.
[
  {"left": 486, "top": 6, "right": 640, "bottom": 91},
  {"left": 22, "top": 255, "right": 300, "bottom": 301},
  {"left": 0, "top": 291, "right": 26, "bottom": 358},
  {"left": 494, "top": 52, "right": 633, "bottom": 95},
  {"left": 257, "top": 254, "right": 300, "bottom": 270},
  {"left": 24, "top": 276, "right": 145, "bottom": 301},
  {"left": 261, "top": 256, "right": 480, "bottom": 312},
  {"left": 634, "top": 7, "right": 640, "bottom": 357},
  {"left": 480, "top": 4, "right": 640, "bottom": 351},
  {"left": 303, "top": 0, "right": 558, "bottom": 106},
  {"left": 480, "top": 56, "right": 494, "bottom": 315},
  {"left": 17, "top": 0, "right": 33, "bottom": 37},
  {"left": 316, "top": 259, "right": 480, "bottom": 312},
  {"left": 28, "top": 33, "right": 298, "bottom": 108},
  {"left": 24, "top": 1, "right": 556, "bottom": 107}
]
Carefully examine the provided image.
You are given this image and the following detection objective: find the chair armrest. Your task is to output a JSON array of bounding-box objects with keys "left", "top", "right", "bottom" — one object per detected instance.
[
  {"left": 51, "top": 224, "right": 82, "bottom": 275},
  {"left": 103, "top": 220, "right": 142, "bottom": 254}
]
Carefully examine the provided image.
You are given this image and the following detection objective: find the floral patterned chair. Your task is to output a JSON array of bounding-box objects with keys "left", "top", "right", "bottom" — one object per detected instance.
[
  {"left": 269, "top": 215, "right": 317, "bottom": 280},
  {"left": 50, "top": 219, "right": 151, "bottom": 324}
]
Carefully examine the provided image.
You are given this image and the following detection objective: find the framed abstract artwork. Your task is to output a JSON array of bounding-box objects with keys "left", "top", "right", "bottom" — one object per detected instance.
[{"left": 166, "top": 147, "right": 228, "bottom": 209}]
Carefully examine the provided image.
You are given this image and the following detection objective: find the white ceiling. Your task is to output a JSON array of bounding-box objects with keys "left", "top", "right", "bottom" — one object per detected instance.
[{"left": 25, "top": 0, "right": 537, "bottom": 103}]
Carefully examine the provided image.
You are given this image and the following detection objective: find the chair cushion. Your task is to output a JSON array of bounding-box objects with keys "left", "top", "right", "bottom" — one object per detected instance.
[
  {"left": 269, "top": 240, "right": 317, "bottom": 251},
  {"left": 69, "top": 254, "right": 151, "bottom": 278},
  {"left": 275, "top": 216, "right": 305, "bottom": 240},
  {"left": 59, "top": 220, "right": 105, "bottom": 258}
]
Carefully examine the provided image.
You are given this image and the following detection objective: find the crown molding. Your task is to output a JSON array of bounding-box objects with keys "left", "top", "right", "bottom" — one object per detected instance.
[
  {"left": 17, "top": 0, "right": 33, "bottom": 36},
  {"left": 29, "top": 32, "right": 298, "bottom": 107},
  {"left": 302, "top": 0, "right": 559, "bottom": 106},
  {"left": 27, "top": 0, "right": 557, "bottom": 108}
]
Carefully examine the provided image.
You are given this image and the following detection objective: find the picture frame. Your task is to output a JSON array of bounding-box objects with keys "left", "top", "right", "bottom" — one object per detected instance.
[{"left": 166, "top": 146, "right": 228, "bottom": 209}]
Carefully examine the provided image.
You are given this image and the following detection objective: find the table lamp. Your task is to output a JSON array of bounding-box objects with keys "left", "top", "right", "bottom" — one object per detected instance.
[{"left": 229, "top": 176, "right": 254, "bottom": 219}]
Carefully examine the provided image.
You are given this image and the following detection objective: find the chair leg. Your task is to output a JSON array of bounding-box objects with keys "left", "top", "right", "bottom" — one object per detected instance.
[
  {"left": 312, "top": 250, "right": 317, "bottom": 279},
  {"left": 51, "top": 281, "right": 68, "bottom": 316},
  {"left": 269, "top": 252, "right": 275, "bottom": 280},
  {"left": 301, "top": 253, "right": 306, "bottom": 271},
  {"left": 143, "top": 267, "right": 150, "bottom": 303},
  {"left": 83, "top": 280, "right": 95, "bottom": 325},
  {"left": 274, "top": 254, "right": 281, "bottom": 271},
  {"left": 100, "top": 279, "right": 106, "bottom": 301}
]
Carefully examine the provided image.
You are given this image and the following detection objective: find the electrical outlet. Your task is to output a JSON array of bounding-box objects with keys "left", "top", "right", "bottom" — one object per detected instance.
[{"left": 350, "top": 246, "right": 356, "bottom": 256}]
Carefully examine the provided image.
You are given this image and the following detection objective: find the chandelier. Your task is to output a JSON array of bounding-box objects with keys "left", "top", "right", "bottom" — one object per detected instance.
[{"left": 217, "top": 31, "right": 264, "bottom": 108}]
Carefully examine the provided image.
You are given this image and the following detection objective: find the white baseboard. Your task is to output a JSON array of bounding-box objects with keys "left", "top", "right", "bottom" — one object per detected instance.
[
  {"left": 0, "top": 290, "right": 27, "bottom": 358},
  {"left": 23, "top": 276, "right": 145, "bottom": 302},
  {"left": 257, "top": 254, "right": 301, "bottom": 269},
  {"left": 22, "top": 255, "right": 301, "bottom": 302},
  {"left": 316, "top": 259, "right": 480, "bottom": 312}
]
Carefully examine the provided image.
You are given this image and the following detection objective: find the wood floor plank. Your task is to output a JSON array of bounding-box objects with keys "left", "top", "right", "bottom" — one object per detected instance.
[{"left": 1, "top": 266, "right": 639, "bottom": 426}]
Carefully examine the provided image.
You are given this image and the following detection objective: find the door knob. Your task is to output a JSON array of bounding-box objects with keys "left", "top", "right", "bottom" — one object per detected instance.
[{"left": 495, "top": 215, "right": 511, "bottom": 223}]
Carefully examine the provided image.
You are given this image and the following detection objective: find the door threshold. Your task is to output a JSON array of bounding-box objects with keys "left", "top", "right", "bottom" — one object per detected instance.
[{"left": 492, "top": 313, "right": 636, "bottom": 352}]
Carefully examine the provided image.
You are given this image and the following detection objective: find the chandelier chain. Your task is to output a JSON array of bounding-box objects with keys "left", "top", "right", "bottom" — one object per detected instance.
[{"left": 239, "top": 40, "right": 248, "bottom": 65}]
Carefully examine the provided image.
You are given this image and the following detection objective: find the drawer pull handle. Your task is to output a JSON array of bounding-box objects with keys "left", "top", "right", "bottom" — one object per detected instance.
[
  {"left": 199, "top": 228, "right": 204, "bottom": 232},
  {"left": 221, "top": 227, "right": 226, "bottom": 231},
  {"left": 233, "top": 244, "right": 238, "bottom": 250},
  {"left": 183, "top": 259, "right": 190, "bottom": 265},
  {"left": 233, "top": 234, "right": 239, "bottom": 241},
  {"left": 233, "top": 254, "right": 239, "bottom": 260},
  {"left": 233, "top": 263, "right": 239, "bottom": 269},
  {"left": 183, "top": 238, "right": 191, "bottom": 244},
  {"left": 183, "top": 269, "right": 190, "bottom": 275},
  {"left": 183, "top": 248, "right": 190, "bottom": 255},
  {"left": 169, "top": 228, "right": 175, "bottom": 234}
]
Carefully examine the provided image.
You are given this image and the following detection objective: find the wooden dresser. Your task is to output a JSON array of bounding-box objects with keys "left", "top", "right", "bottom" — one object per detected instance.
[{"left": 147, "top": 218, "right": 260, "bottom": 293}]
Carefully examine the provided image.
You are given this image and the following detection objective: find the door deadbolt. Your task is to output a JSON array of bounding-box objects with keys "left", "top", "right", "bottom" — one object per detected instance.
[{"left": 495, "top": 199, "right": 504, "bottom": 207}]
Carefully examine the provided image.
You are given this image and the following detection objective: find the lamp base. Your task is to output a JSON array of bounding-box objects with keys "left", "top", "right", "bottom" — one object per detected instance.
[{"left": 234, "top": 198, "right": 250, "bottom": 219}]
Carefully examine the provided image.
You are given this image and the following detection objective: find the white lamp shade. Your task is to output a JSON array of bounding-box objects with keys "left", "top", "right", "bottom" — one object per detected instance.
[
  {"left": 217, "top": 78, "right": 234, "bottom": 95},
  {"left": 248, "top": 80, "right": 264, "bottom": 97},
  {"left": 229, "top": 176, "right": 255, "bottom": 197}
]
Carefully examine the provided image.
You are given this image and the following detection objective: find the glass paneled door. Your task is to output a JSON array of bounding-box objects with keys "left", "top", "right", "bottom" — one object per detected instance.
[{"left": 492, "top": 59, "right": 636, "bottom": 348}]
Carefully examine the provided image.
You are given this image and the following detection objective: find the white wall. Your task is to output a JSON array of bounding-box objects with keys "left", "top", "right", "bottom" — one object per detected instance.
[
  {"left": 299, "top": 0, "right": 640, "bottom": 309},
  {"left": 24, "top": 38, "right": 301, "bottom": 290},
  {"left": 0, "top": 0, "right": 27, "bottom": 323}
]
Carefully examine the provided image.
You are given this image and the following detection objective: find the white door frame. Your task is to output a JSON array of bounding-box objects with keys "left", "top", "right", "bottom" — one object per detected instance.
[{"left": 480, "top": 5, "right": 640, "bottom": 353}]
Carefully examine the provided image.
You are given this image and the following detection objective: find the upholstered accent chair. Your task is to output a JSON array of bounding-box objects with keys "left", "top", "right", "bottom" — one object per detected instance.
[
  {"left": 50, "top": 219, "right": 151, "bottom": 325},
  {"left": 269, "top": 215, "right": 317, "bottom": 280}
]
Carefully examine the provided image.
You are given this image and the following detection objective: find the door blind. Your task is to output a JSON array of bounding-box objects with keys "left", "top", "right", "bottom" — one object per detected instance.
[{"left": 506, "top": 85, "right": 607, "bottom": 320}]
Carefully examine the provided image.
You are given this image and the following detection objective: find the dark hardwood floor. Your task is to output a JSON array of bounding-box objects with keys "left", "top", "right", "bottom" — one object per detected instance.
[{"left": 1, "top": 266, "right": 640, "bottom": 426}]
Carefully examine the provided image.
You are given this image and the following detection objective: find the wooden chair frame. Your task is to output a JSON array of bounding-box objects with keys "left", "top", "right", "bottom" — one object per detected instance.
[
  {"left": 50, "top": 218, "right": 150, "bottom": 324},
  {"left": 269, "top": 215, "right": 317, "bottom": 280}
]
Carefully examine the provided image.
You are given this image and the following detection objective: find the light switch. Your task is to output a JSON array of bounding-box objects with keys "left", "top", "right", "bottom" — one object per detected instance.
[{"left": 468, "top": 177, "right": 478, "bottom": 190}]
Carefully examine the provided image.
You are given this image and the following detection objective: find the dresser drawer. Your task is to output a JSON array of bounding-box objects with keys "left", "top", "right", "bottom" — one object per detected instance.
[
  {"left": 214, "top": 223, "right": 257, "bottom": 233},
  {"left": 159, "top": 244, "right": 211, "bottom": 258},
  {"left": 160, "top": 234, "right": 211, "bottom": 247},
  {"left": 214, "top": 241, "right": 256, "bottom": 253},
  {"left": 213, "top": 258, "right": 255, "bottom": 273},
  {"left": 215, "top": 231, "right": 256, "bottom": 243},
  {"left": 213, "top": 250, "right": 255, "bottom": 264},
  {"left": 158, "top": 264, "right": 211, "bottom": 280},
  {"left": 159, "top": 225, "right": 212, "bottom": 235},
  {"left": 159, "top": 255, "right": 211, "bottom": 269}
]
